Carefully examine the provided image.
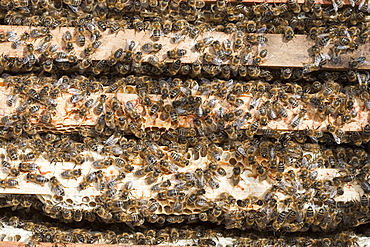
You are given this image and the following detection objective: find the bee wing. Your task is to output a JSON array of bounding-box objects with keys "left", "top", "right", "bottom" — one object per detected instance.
[
  {"left": 6, "top": 32, "right": 18, "bottom": 42},
  {"left": 216, "top": 107, "right": 224, "bottom": 119},
  {"left": 257, "top": 26, "right": 267, "bottom": 34},
  {"left": 322, "top": 53, "right": 331, "bottom": 60},
  {"left": 212, "top": 56, "right": 222, "bottom": 66},
  {"left": 180, "top": 86, "right": 192, "bottom": 96},
  {"left": 314, "top": 55, "right": 322, "bottom": 67},
  {"left": 191, "top": 82, "right": 199, "bottom": 92},
  {"left": 171, "top": 32, "right": 186, "bottom": 44},
  {"left": 331, "top": 133, "right": 341, "bottom": 144},
  {"left": 85, "top": 22, "right": 98, "bottom": 33},
  {"left": 36, "top": 41, "right": 49, "bottom": 53},
  {"left": 104, "top": 134, "right": 119, "bottom": 146},
  {"left": 332, "top": 1, "right": 338, "bottom": 12},
  {"left": 67, "top": 4, "right": 81, "bottom": 13},
  {"left": 365, "top": 71, "right": 370, "bottom": 84},
  {"left": 175, "top": 106, "right": 187, "bottom": 115},
  {"left": 68, "top": 88, "right": 81, "bottom": 94},
  {"left": 317, "top": 33, "right": 329, "bottom": 38},
  {"left": 357, "top": 72, "right": 363, "bottom": 84},
  {"left": 49, "top": 44, "right": 59, "bottom": 52},
  {"left": 204, "top": 37, "right": 214, "bottom": 45},
  {"left": 6, "top": 94, "right": 17, "bottom": 102},
  {"left": 359, "top": 0, "right": 365, "bottom": 10},
  {"left": 223, "top": 38, "right": 233, "bottom": 49},
  {"left": 336, "top": 45, "right": 349, "bottom": 50},
  {"left": 243, "top": 52, "right": 253, "bottom": 65}
]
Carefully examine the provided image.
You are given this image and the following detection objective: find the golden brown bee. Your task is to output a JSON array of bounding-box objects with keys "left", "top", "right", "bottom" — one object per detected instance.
[
  {"left": 18, "top": 162, "right": 38, "bottom": 172},
  {"left": 349, "top": 54, "right": 368, "bottom": 69},
  {"left": 160, "top": 19, "right": 172, "bottom": 35},
  {"left": 83, "top": 41, "right": 102, "bottom": 57},
  {"left": 26, "top": 173, "right": 49, "bottom": 185},
  {"left": 167, "top": 48, "right": 187, "bottom": 59},
  {"left": 60, "top": 169, "right": 82, "bottom": 179},
  {"left": 302, "top": 0, "right": 315, "bottom": 12},
  {"left": 0, "top": 178, "right": 18, "bottom": 188},
  {"left": 194, "top": 37, "right": 214, "bottom": 53},
  {"left": 244, "top": 20, "right": 256, "bottom": 33},
  {"left": 62, "top": 31, "right": 73, "bottom": 51},
  {"left": 150, "top": 20, "right": 162, "bottom": 41},
  {"left": 247, "top": 66, "right": 261, "bottom": 77},
  {"left": 271, "top": 4, "right": 288, "bottom": 16},
  {"left": 230, "top": 165, "right": 242, "bottom": 186},
  {"left": 203, "top": 52, "right": 221, "bottom": 66},
  {"left": 168, "top": 59, "right": 181, "bottom": 75},
  {"left": 75, "top": 26, "right": 86, "bottom": 47},
  {"left": 359, "top": 29, "right": 370, "bottom": 43},
  {"left": 290, "top": 109, "right": 307, "bottom": 128},
  {"left": 283, "top": 26, "right": 294, "bottom": 42},
  {"left": 142, "top": 42, "right": 162, "bottom": 53},
  {"left": 50, "top": 176, "right": 65, "bottom": 196},
  {"left": 252, "top": 3, "right": 270, "bottom": 15},
  {"left": 312, "top": 4, "right": 323, "bottom": 18}
]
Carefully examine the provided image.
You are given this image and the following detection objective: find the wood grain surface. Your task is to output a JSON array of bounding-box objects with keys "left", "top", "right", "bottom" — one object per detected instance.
[{"left": 0, "top": 26, "right": 367, "bottom": 70}]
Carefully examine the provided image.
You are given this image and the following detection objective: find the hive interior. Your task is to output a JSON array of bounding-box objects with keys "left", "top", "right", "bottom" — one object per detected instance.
[{"left": 1, "top": 0, "right": 370, "bottom": 246}]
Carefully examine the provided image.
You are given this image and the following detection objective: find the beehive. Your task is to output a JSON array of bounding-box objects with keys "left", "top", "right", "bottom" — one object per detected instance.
[{"left": 0, "top": 0, "right": 370, "bottom": 246}]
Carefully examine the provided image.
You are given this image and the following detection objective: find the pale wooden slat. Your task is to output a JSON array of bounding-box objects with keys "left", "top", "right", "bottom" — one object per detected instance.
[{"left": 0, "top": 26, "right": 367, "bottom": 70}]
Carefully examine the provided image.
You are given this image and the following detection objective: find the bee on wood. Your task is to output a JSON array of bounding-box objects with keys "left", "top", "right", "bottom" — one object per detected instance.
[
  {"left": 26, "top": 173, "right": 49, "bottom": 185},
  {"left": 60, "top": 169, "right": 82, "bottom": 180},
  {"left": 50, "top": 176, "right": 65, "bottom": 196},
  {"left": 0, "top": 178, "right": 18, "bottom": 188}
]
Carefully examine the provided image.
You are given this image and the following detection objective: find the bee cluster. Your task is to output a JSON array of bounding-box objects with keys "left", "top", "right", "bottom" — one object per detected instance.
[
  {"left": 0, "top": 0, "right": 370, "bottom": 246},
  {"left": 0, "top": 0, "right": 369, "bottom": 74},
  {"left": 0, "top": 212, "right": 361, "bottom": 246}
]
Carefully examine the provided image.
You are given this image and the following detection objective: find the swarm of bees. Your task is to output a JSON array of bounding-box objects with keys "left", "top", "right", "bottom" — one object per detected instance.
[
  {"left": 0, "top": 211, "right": 361, "bottom": 246},
  {"left": 0, "top": 0, "right": 370, "bottom": 246}
]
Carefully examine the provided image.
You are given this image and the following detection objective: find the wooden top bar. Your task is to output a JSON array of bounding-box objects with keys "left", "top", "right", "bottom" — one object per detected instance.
[{"left": 0, "top": 25, "right": 367, "bottom": 70}]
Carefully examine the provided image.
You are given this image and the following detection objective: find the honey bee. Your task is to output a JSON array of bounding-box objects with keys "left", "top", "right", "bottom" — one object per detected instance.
[
  {"left": 92, "top": 59, "right": 108, "bottom": 75},
  {"left": 62, "top": 31, "right": 73, "bottom": 51},
  {"left": 349, "top": 53, "right": 369, "bottom": 69},
  {"left": 312, "top": 4, "right": 323, "bottom": 18},
  {"left": 26, "top": 173, "right": 49, "bottom": 185},
  {"left": 60, "top": 169, "right": 82, "bottom": 179},
  {"left": 150, "top": 20, "right": 162, "bottom": 41},
  {"left": 327, "top": 124, "right": 345, "bottom": 144},
  {"left": 203, "top": 52, "right": 222, "bottom": 66},
  {"left": 79, "top": 170, "right": 102, "bottom": 190},
  {"left": 302, "top": 0, "right": 314, "bottom": 12},
  {"left": 168, "top": 59, "right": 181, "bottom": 75},
  {"left": 94, "top": 205, "right": 112, "bottom": 220},
  {"left": 230, "top": 166, "right": 242, "bottom": 186},
  {"left": 142, "top": 42, "right": 162, "bottom": 53},
  {"left": 359, "top": 29, "right": 370, "bottom": 44},
  {"left": 246, "top": 31, "right": 268, "bottom": 46},
  {"left": 0, "top": 178, "right": 18, "bottom": 188},
  {"left": 283, "top": 26, "right": 294, "bottom": 42},
  {"left": 83, "top": 40, "right": 102, "bottom": 57},
  {"left": 194, "top": 37, "right": 214, "bottom": 53},
  {"left": 75, "top": 26, "right": 86, "bottom": 47},
  {"left": 131, "top": 51, "right": 143, "bottom": 74},
  {"left": 49, "top": 176, "right": 65, "bottom": 196},
  {"left": 290, "top": 109, "right": 307, "bottom": 128},
  {"left": 147, "top": 55, "right": 162, "bottom": 69},
  {"left": 167, "top": 48, "right": 187, "bottom": 59},
  {"left": 125, "top": 101, "right": 141, "bottom": 120}
]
